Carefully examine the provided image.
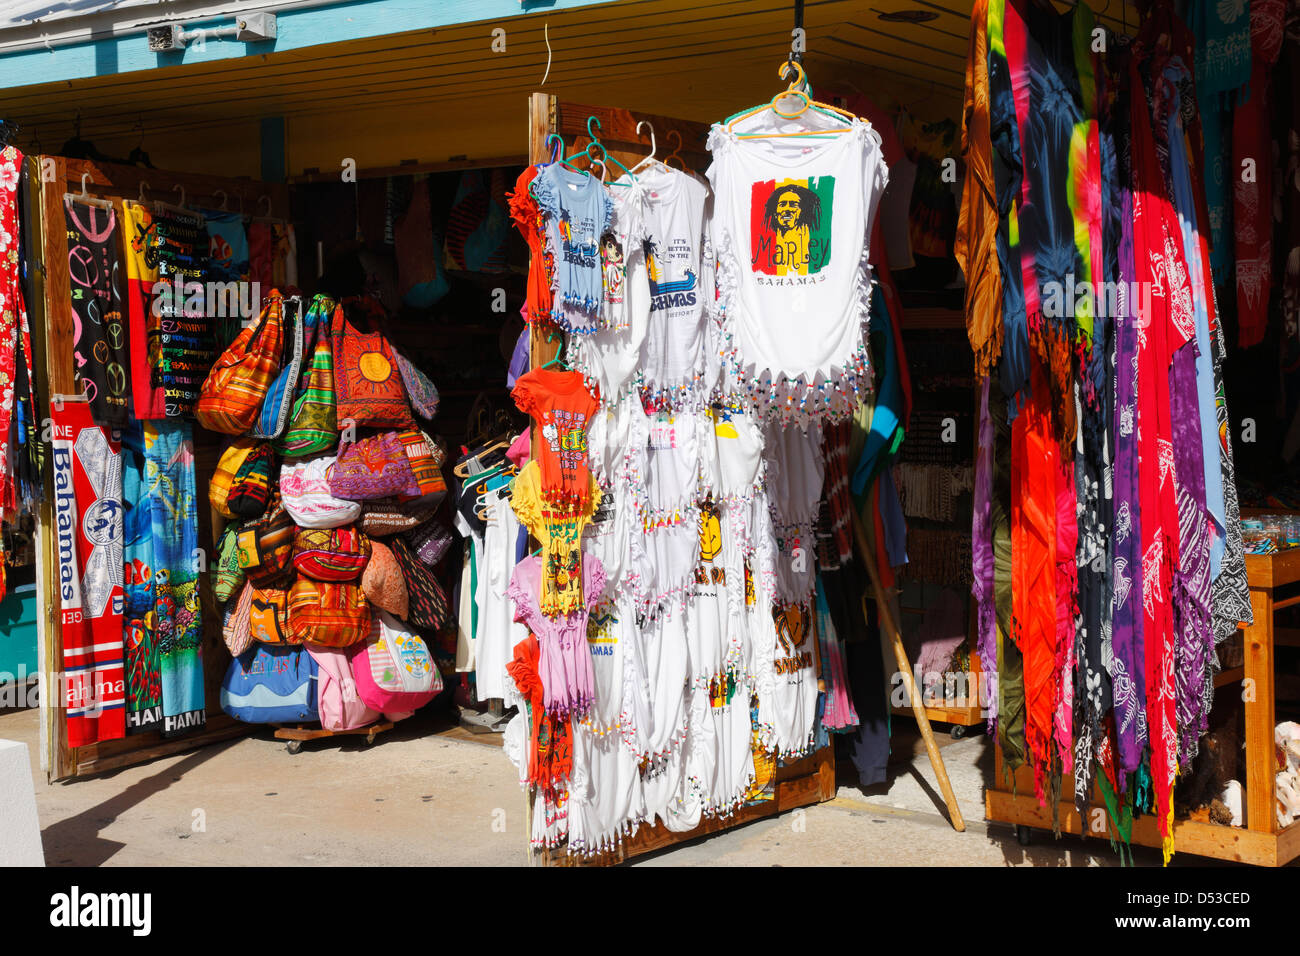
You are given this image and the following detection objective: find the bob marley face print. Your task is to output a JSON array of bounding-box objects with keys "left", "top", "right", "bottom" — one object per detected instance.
[
  {"left": 769, "top": 185, "right": 820, "bottom": 236},
  {"left": 750, "top": 177, "right": 835, "bottom": 277}
]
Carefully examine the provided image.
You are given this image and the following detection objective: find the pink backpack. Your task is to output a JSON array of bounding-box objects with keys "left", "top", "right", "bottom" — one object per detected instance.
[
  {"left": 305, "top": 644, "right": 380, "bottom": 731},
  {"left": 353, "top": 611, "right": 443, "bottom": 714}
]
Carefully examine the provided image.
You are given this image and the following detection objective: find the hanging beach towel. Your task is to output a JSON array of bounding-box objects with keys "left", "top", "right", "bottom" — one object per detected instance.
[{"left": 51, "top": 400, "right": 127, "bottom": 747}]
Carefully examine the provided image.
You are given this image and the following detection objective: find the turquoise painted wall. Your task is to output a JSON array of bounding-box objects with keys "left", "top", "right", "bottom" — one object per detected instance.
[{"left": 0, "top": 0, "right": 619, "bottom": 89}]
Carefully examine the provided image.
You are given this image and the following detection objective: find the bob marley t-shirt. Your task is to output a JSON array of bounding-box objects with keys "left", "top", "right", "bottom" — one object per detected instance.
[{"left": 706, "top": 112, "right": 888, "bottom": 424}]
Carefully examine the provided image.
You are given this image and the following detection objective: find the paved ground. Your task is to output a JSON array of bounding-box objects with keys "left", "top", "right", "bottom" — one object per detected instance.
[{"left": 0, "top": 705, "right": 1171, "bottom": 866}]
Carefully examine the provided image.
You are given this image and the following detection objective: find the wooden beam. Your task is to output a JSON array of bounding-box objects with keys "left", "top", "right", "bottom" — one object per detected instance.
[{"left": 1245, "top": 585, "right": 1277, "bottom": 834}]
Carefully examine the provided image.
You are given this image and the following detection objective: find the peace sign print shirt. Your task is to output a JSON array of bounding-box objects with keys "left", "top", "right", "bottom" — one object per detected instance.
[{"left": 65, "top": 199, "right": 130, "bottom": 427}]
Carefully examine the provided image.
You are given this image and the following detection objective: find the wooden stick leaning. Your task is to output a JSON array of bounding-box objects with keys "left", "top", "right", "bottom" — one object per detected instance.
[{"left": 850, "top": 508, "right": 967, "bottom": 832}]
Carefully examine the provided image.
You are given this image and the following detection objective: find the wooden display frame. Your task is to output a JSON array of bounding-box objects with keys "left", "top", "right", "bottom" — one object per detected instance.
[
  {"left": 540, "top": 746, "right": 836, "bottom": 866},
  {"left": 525, "top": 92, "right": 837, "bottom": 865},
  {"left": 33, "top": 157, "right": 290, "bottom": 782},
  {"left": 985, "top": 548, "right": 1300, "bottom": 867}
]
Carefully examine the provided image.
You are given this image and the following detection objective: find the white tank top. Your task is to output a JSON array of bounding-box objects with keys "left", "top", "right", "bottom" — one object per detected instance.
[{"left": 706, "top": 114, "right": 888, "bottom": 426}]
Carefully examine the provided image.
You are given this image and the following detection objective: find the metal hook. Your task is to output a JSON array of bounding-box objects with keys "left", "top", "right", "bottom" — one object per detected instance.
[
  {"left": 79, "top": 172, "right": 92, "bottom": 200},
  {"left": 138, "top": 180, "right": 150, "bottom": 203},
  {"left": 214, "top": 189, "right": 228, "bottom": 212},
  {"left": 173, "top": 184, "right": 186, "bottom": 208},
  {"left": 258, "top": 195, "right": 272, "bottom": 218}
]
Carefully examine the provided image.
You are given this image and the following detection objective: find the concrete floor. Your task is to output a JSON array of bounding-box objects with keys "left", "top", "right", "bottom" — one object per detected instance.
[{"left": 0, "top": 705, "right": 1172, "bottom": 866}]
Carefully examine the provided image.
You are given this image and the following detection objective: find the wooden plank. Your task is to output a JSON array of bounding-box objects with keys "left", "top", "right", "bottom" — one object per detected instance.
[
  {"left": 891, "top": 703, "right": 984, "bottom": 725},
  {"left": 71, "top": 715, "right": 249, "bottom": 777},
  {"left": 27, "top": 152, "right": 64, "bottom": 782},
  {"left": 550, "top": 99, "right": 712, "bottom": 176},
  {"left": 39, "top": 155, "right": 77, "bottom": 782},
  {"left": 986, "top": 789, "right": 1284, "bottom": 866},
  {"left": 1214, "top": 665, "right": 1245, "bottom": 688},
  {"left": 543, "top": 746, "right": 834, "bottom": 865},
  {"left": 1244, "top": 585, "right": 1277, "bottom": 834},
  {"left": 1244, "top": 548, "right": 1300, "bottom": 590}
]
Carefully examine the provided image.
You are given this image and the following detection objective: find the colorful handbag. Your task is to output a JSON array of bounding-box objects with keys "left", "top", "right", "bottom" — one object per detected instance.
[
  {"left": 249, "top": 585, "right": 296, "bottom": 645},
  {"left": 211, "top": 438, "right": 260, "bottom": 520},
  {"left": 236, "top": 495, "right": 297, "bottom": 588},
  {"left": 222, "top": 581, "right": 255, "bottom": 656},
  {"left": 196, "top": 289, "right": 286, "bottom": 435},
  {"left": 278, "top": 300, "right": 338, "bottom": 456},
  {"left": 392, "top": 346, "right": 440, "bottom": 420},
  {"left": 293, "top": 525, "right": 372, "bottom": 581},
  {"left": 361, "top": 497, "right": 438, "bottom": 536},
  {"left": 288, "top": 578, "right": 371, "bottom": 647},
  {"left": 251, "top": 295, "right": 304, "bottom": 440},
  {"left": 226, "top": 442, "right": 276, "bottom": 518},
  {"left": 279, "top": 456, "right": 362, "bottom": 528},
  {"left": 328, "top": 432, "right": 421, "bottom": 500},
  {"left": 405, "top": 518, "right": 455, "bottom": 567},
  {"left": 391, "top": 536, "right": 451, "bottom": 632},
  {"left": 331, "top": 296, "right": 414, "bottom": 428},
  {"left": 395, "top": 428, "right": 447, "bottom": 505},
  {"left": 214, "top": 522, "right": 246, "bottom": 603},
  {"left": 353, "top": 611, "right": 442, "bottom": 713},
  {"left": 360, "top": 539, "right": 409, "bottom": 618}
]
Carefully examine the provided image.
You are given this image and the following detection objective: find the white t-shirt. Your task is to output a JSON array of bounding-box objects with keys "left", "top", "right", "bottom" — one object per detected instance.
[
  {"left": 645, "top": 409, "right": 702, "bottom": 524},
  {"left": 750, "top": 572, "right": 819, "bottom": 759},
  {"left": 698, "top": 402, "right": 767, "bottom": 506},
  {"left": 706, "top": 111, "right": 888, "bottom": 424},
  {"left": 581, "top": 478, "right": 645, "bottom": 606},
  {"left": 566, "top": 723, "right": 647, "bottom": 857},
  {"left": 629, "top": 605, "right": 691, "bottom": 760},
  {"left": 570, "top": 182, "right": 652, "bottom": 404},
  {"left": 637, "top": 165, "right": 717, "bottom": 407},
  {"left": 681, "top": 673, "right": 756, "bottom": 817},
  {"left": 475, "top": 494, "right": 527, "bottom": 702}
]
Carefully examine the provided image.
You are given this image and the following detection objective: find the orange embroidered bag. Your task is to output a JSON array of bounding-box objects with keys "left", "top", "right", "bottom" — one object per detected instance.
[{"left": 196, "top": 290, "right": 286, "bottom": 435}]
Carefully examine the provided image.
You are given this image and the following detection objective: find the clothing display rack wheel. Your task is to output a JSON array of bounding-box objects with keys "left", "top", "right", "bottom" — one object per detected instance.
[
  {"left": 985, "top": 548, "right": 1300, "bottom": 867},
  {"left": 272, "top": 722, "right": 395, "bottom": 753}
]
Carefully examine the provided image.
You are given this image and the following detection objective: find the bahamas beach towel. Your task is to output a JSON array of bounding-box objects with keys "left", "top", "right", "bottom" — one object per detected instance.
[
  {"left": 51, "top": 400, "right": 127, "bottom": 747},
  {"left": 144, "top": 421, "right": 207, "bottom": 737}
]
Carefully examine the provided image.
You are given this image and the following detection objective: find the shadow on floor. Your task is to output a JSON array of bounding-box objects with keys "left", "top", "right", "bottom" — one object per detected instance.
[{"left": 42, "top": 738, "right": 241, "bottom": 866}]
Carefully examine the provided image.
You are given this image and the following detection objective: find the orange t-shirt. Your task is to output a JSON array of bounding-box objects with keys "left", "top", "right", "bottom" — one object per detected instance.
[
  {"left": 512, "top": 367, "right": 599, "bottom": 510},
  {"left": 508, "top": 165, "right": 554, "bottom": 324}
]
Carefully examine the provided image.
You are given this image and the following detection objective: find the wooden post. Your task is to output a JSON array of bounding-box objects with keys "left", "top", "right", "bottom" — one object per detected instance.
[
  {"left": 38, "top": 154, "right": 77, "bottom": 781},
  {"left": 1244, "top": 586, "right": 1276, "bottom": 834},
  {"left": 851, "top": 507, "right": 966, "bottom": 832}
]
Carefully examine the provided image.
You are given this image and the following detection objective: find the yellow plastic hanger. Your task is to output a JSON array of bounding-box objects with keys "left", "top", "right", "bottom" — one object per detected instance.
[{"left": 727, "top": 61, "right": 858, "bottom": 139}]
